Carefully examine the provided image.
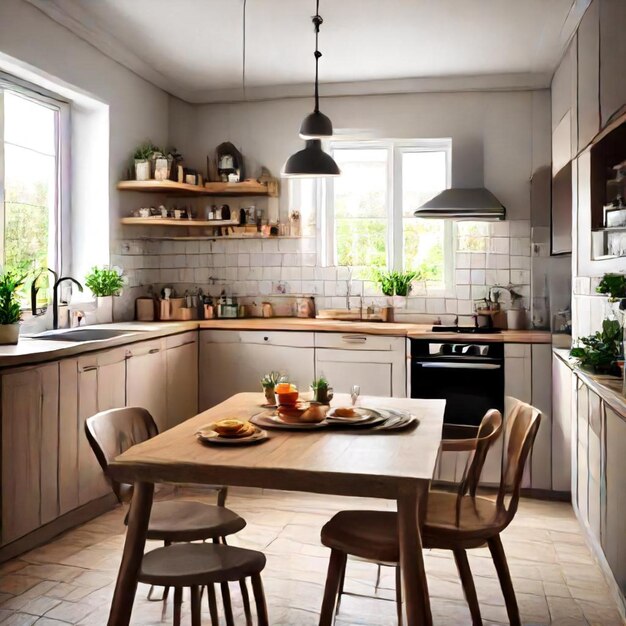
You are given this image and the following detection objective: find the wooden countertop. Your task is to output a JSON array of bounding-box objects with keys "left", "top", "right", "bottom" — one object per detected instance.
[{"left": 0, "top": 318, "right": 551, "bottom": 369}]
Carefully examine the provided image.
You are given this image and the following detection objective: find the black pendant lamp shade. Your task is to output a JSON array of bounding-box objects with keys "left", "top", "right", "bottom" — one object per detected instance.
[
  {"left": 283, "top": 139, "right": 340, "bottom": 177},
  {"left": 282, "top": 0, "right": 340, "bottom": 177}
]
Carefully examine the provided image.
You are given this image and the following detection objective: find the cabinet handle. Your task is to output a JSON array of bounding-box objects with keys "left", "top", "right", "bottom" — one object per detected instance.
[
  {"left": 263, "top": 336, "right": 269, "bottom": 342},
  {"left": 81, "top": 365, "right": 98, "bottom": 373},
  {"left": 149, "top": 348, "right": 161, "bottom": 354},
  {"left": 341, "top": 335, "right": 367, "bottom": 344}
]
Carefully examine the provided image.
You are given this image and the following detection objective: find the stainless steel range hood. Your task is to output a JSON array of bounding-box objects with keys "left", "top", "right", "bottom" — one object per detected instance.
[{"left": 414, "top": 188, "right": 506, "bottom": 220}]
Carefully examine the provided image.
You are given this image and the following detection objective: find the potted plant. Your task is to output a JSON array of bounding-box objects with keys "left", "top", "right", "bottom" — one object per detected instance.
[
  {"left": 311, "top": 376, "right": 333, "bottom": 404},
  {"left": 392, "top": 270, "right": 420, "bottom": 308},
  {"left": 570, "top": 319, "right": 622, "bottom": 375},
  {"left": 85, "top": 266, "right": 125, "bottom": 324},
  {"left": 505, "top": 287, "right": 526, "bottom": 329},
  {"left": 0, "top": 271, "right": 25, "bottom": 345},
  {"left": 133, "top": 142, "right": 157, "bottom": 181},
  {"left": 260, "top": 371, "right": 286, "bottom": 406}
]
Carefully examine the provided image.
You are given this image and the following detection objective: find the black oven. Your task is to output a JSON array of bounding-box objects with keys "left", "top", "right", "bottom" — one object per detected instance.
[{"left": 410, "top": 339, "right": 504, "bottom": 426}]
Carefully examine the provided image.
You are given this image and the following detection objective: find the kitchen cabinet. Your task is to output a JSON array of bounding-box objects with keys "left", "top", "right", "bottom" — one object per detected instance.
[
  {"left": 126, "top": 339, "right": 167, "bottom": 432},
  {"left": 199, "top": 330, "right": 315, "bottom": 410},
  {"left": 575, "top": 376, "right": 589, "bottom": 524},
  {"left": 587, "top": 389, "right": 603, "bottom": 542},
  {"left": 314, "top": 333, "right": 406, "bottom": 398},
  {"left": 76, "top": 348, "right": 127, "bottom": 507},
  {"left": 551, "top": 353, "right": 573, "bottom": 492},
  {"left": 530, "top": 345, "right": 553, "bottom": 490},
  {"left": 1, "top": 363, "right": 59, "bottom": 545},
  {"left": 165, "top": 332, "right": 198, "bottom": 430},
  {"left": 599, "top": 0, "right": 626, "bottom": 127},
  {"left": 603, "top": 406, "right": 626, "bottom": 596},
  {"left": 577, "top": 0, "right": 600, "bottom": 151}
]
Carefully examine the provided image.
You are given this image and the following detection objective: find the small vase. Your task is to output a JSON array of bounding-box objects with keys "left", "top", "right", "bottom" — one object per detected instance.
[
  {"left": 506, "top": 308, "right": 526, "bottom": 330},
  {"left": 263, "top": 387, "right": 276, "bottom": 406},
  {"left": 312, "top": 386, "right": 334, "bottom": 405},
  {"left": 393, "top": 295, "right": 408, "bottom": 309},
  {"left": 0, "top": 323, "right": 19, "bottom": 345},
  {"left": 96, "top": 296, "right": 114, "bottom": 324},
  {"left": 135, "top": 159, "right": 150, "bottom": 181}
]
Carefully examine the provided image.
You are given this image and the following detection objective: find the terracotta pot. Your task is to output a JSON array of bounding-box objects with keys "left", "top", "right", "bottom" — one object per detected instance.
[{"left": 0, "top": 323, "right": 19, "bottom": 345}]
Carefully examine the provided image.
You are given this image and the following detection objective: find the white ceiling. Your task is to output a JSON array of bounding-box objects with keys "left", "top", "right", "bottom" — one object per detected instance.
[{"left": 28, "top": 0, "right": 587, "bottom": 103}]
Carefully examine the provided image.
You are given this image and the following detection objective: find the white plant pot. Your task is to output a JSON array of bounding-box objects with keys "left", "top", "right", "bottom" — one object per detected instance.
[
  {"left": 0, "top": 323, "right": 19, "bottom": 345},
  {"left": 135, "top": 159, "right": 150, "bottom": 181},
  {"left": 506, "top": 308, "right": 526, "bottom": 330},
  {"left": 392, "top": 295, "right": 408, "bottom": 309},
  {"left": 96, "top": 296, "right": 114, "bottom": 324}
]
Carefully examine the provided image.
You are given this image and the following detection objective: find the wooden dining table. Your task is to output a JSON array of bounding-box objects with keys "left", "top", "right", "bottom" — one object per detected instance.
[{"left": 106, "top": 392, "right": 445, "bottom": 626}]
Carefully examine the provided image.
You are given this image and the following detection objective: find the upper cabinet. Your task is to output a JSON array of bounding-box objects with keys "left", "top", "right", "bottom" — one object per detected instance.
[
  {"left": 600, "top": 0, "right": 626, "bottom": 128},
  {"left": 577, "top": 0, "right": 601, "bottom": 151}
]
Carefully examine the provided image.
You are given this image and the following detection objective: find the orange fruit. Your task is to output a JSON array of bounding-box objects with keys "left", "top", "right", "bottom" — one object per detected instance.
[{"left": 275, "top": 382, "right": 292, "bottom": 394}]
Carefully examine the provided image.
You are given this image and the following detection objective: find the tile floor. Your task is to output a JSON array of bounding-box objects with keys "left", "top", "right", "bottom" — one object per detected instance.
[{"left": 0, "top": 487, "right": 623, "bottom": 625}]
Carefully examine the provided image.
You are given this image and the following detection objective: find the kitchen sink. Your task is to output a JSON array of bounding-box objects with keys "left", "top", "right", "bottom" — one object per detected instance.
[{"left": 33, "top": 329, "right": 140, "bottom": 342}]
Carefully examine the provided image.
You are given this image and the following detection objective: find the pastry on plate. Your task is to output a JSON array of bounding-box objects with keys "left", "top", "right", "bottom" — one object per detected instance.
[
  {"left": 333, "top": 407, "right": 358, "bottom": 418},
  {"left": 212, "top": 419, "right": 252, "bottom": 437}
]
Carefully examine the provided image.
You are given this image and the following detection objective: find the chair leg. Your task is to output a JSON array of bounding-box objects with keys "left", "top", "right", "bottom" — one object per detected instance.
[
  {"left": 395, "top": 566, "right": 403, "bottom": 626},
  {"left": 453, "top": 549, "right": 482, "bottom": 626},
  {"left": 374, "top": 563, "right": 382, "bottom": 592},
  {"left": 173, "top": 587, "right": 183, "bottom": 626},
  {"left": 335, "top": 555, "right": 347, "bottom": 613},
  {"left": 218, "top": 486, "right": 228, "bottom": 507},
  {"left": 319, "top": 549, "right": 347, "bottom": 626},
  {"left": 251, "top": 573, "right": 269, "bottom": 626},
  {"left": 488, "top": 536, "right": 521, "bottom": 626},
  {"left": 206, "top": 583, "right": 219, "bottom": 626},
  {"left": 221, "top": 581, "right": 235, "bottom": 626},
  {"left": 240, "top": 579, "right": 253, "bottom": 626},
  {"left": 190, "top": 586, "right": 202, "bottom": 626}
]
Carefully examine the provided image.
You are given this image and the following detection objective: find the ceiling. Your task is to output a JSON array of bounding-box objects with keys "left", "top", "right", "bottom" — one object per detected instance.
[{"left": 28, "top": 0, "right": 588, "bottom": 103}]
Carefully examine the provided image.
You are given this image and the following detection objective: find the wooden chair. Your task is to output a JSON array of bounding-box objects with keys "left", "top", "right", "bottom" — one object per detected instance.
[
  {"left": 320, "top": 405, "right": 542, "bottom": 626},
  {"left": 85, "top": 407, "right": 254, "bottom": 623}
]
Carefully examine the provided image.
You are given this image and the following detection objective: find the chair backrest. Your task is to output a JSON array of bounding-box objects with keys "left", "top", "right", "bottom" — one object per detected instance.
[
  {"left": 460, "top": 408, "right": 503, "bottom": 498},
  {"left": 84, "top": 407, "right": 158, "bottom": 503},
  {"left": 496, "top": 400, "right": 541, "bottom": 525}
]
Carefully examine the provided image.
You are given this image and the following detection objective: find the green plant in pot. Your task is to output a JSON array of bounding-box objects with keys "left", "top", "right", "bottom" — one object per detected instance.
[
  {"left": 311, "top": 376, "right": 333, "bottom": 404},
  {"left": 0, "top": 271, "right": 26, "bottom": 345},
  {"left": 133, "top": 141, "right": 158, "bottom": 181},
  {"left": 260, "top": 371, "right": 286, "bottom": 405},
  {"left": 372, "top": 269, "right": 420, "bottom": 311},
  {"left": 85, "top": 266, "right": 124, "bottom": 325},
  {"left": 570, "top": 319, "right": 623, "bottom": 375},
  {"left": 596, "top": 274, "right": 626, "bottom": 324}
]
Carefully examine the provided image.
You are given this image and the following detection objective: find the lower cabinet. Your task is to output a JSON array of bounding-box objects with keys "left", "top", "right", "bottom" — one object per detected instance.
[
  {"left": 199, "top": 330, "right": 315, "bottom": 410},
  {"left": 1, "top": 363, "right": 59, "bottom": 545},
  {"left": 165, "top": 332, "right": 199, "bottom": 429},
  {"left": 551, "top": 353, "right": 573, "bottom": 492}
]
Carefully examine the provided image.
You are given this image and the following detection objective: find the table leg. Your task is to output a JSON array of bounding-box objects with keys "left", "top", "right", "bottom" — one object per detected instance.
[
  {"left": 108, "top": 482, "right": 154, "bottom": 626},
  {"left": 397, "top": 484, "right": 432, "bottom": 626}
]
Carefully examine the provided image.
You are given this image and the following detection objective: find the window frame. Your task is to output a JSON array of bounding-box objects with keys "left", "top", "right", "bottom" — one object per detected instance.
[
  {"left": 0, "top": 73, "right": 70, "bottom": 293},
  {"left": 324, "top": 138, "right": 453, "bottom": 293}
]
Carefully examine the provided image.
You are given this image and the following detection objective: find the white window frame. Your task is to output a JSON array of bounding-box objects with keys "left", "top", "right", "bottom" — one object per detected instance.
[
  {"left": 323, "top": 138, "right": 453, "bottom": 293},
  {"left": 0, "top": 73, "right": 70, "bottom": 285}
]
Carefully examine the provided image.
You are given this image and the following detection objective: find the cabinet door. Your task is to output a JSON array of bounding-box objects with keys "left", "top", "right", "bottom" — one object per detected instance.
[
  {"left": 587, "top": 390, "right": 602, "bottom": 542},
  {"left": 531, "top": 345, "right": 552, "bottom": 490},
  {"left": 551, "top": 355, "right": 573, "bottom": 492},
  {"left": 577, "top": 0, "right": 600, "bottom": 150},
  {"left": 127, "top": 340, "right": 167, "bottom": 432},
  {"left": 600, "top": 0, "right": 626, "bottom": 127},
  {"left": 165, "top": 334, "right": 198, "bottom": 429},
  {"left": 199, "top": 331, "right": 315, "bottom": 410},
  {"left": 604, "top": 406, "right": 626, "bottom": 596},
  {"left": 2, "top": 363, "right": 59, "bottom": 544},
  {"left": 576, "top": 380, "right": 589, "bottom": 524}
]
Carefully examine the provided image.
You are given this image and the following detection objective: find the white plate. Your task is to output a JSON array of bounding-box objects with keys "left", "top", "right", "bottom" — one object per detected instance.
[{"left": 195, "top": 426, "right": 268, "bottom": 445}]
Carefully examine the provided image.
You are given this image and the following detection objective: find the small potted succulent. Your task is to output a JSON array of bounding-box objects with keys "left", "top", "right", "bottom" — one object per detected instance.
[
  {"left": 85, "top": 266, "right": 125, "bottom": 324},
  {"left": 0, "top": 271, "right": 25, "bottom": 345},
  {"left": 311, "top": 376, "right": 333, "bottom": 404},
  {"left": 133, "top": 142, "right": 157, "bottom": 181},
  {"left": 260, "top": 371, "right": 286, "bottom": 406}
]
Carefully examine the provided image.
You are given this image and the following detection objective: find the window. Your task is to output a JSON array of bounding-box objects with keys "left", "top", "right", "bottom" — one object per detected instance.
[
  {"left": 0, "top": 81, "right": 64, "bottom": 304},
  {"left": 325, "top": 139, "right": 452, "bottom": 288}
]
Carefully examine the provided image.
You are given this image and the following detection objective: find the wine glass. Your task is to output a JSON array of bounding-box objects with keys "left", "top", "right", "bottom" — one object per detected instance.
[{"left": 350, "top": 385, "right": 361, "bottom": 406}]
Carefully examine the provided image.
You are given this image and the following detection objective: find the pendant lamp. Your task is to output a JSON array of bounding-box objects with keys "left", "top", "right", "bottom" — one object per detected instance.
[{"left": 282, "top": 0, "right": 340, "bottom": 177}]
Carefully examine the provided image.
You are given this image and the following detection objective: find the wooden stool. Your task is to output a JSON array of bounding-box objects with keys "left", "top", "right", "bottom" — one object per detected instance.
[{"left": 139, "top": 542, "right": 269, "bottom": 626}]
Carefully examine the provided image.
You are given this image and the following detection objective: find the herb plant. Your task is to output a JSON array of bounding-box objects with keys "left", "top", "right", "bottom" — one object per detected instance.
[
  {"left": 0, "top": 271, "right": 25, "bottom": 325},
  {"left": 85, "top": 266, "right": 124, "bottom": 297},
  {"left": 570, "top": 319, "right": 623, "bottom": 374},
  {"left": 311, "top": 376, "right": 329, "bottom": 390},
  {"left": 372, "top": 269, "right": 420, "bottom": 297},
  {"left": 596, "top": 273, "right": 626, "bottom": 302},
  {"left": 133, "top": 142, "right": 159, "bottom": 161},
  {"left": 260, "top": 371, "right": 286, "bottom": 389}
]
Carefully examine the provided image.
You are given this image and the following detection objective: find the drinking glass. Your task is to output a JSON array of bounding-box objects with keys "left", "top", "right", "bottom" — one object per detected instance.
[{"left": 350, "top": 385, "right": 361, "bottom": 406}]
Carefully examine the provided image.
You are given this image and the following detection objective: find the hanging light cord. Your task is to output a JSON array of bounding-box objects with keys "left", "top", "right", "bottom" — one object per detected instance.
[
  {"left": 242, "top": 0, "right": 247, "bottom": 100},
  {"left": 312, "top": 0, "right": 323, "bottom": 113}
]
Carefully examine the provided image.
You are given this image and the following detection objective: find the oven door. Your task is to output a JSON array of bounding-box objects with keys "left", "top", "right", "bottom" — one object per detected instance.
[{"left": 411, "top": 359, "right": 504, "bottom": 426}]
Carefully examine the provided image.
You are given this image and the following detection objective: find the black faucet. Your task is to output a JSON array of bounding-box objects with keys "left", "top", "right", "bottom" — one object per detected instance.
[
  {"left": 30, "top": 268, "right": 59, "bottom": 316},
  {"left": 52, "top": 276, "right": 83, "bottom": 330}
]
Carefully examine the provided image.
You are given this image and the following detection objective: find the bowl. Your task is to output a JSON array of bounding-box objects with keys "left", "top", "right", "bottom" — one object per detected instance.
[{"left": 277, "top": 390, "right": 299, "bottom": 406}]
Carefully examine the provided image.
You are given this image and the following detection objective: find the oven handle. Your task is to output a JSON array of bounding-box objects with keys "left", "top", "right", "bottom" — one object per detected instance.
[{"left": 415, "top": 362, "right": 502, "bottom": 370}]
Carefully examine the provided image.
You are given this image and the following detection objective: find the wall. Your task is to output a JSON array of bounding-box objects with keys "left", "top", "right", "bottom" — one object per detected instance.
[
  {"left": 113, "top": 88, "right": 550, "bottom": 322},
  {"left": 0, "top": 0, "right": 169, "bottom": 317}
]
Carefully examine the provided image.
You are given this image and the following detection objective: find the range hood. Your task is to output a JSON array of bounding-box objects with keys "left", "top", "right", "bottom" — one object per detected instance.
[{"left": 414, "top": 188, "right": 506, "bottom": 220}]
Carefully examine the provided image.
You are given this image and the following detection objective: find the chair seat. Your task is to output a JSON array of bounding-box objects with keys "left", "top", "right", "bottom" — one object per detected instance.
[
  {"left": 321, "top": 492, "right": 504, "bottom": 563},
  {"left": 141, "top": 500, "right": 246, "bottom": 542},
  {"left": 139, "top": 543, "right": 266, "bottom": 586}
]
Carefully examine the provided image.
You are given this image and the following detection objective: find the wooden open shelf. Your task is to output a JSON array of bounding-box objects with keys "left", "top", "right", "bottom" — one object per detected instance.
[
  {"left": 117, "top": 180, "right": 268, "bottom": 196},
  {"left": 120, "top": 217, "right": 240, "bottom": 227}
]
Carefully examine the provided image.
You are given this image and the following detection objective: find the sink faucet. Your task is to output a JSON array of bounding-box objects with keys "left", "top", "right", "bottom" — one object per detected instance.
[
  {"left": 30, "top": 268, "right": 59, "bottom": 316},
  {"left": 52, "top": 276, "right": 83, "bottom": 329}
]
